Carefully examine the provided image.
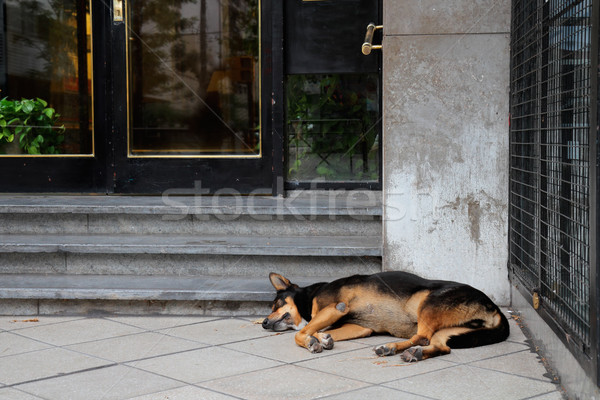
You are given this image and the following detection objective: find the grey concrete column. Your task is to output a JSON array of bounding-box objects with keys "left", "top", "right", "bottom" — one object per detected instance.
[{"left": 382, "top": 0, "right": 511, "bottom": 304}]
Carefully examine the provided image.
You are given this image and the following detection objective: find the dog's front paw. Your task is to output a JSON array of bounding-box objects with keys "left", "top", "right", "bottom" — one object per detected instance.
[
  {"left": 307, "top": 336, "right": 323, "bottom": 353},
  {"left": 400, "top": 347, "right": 423, "bottom": 363},
  {"left": 320, "top": 333, "right": 334, "bottom": 350},
  {"left": 374, "top": 344, "right": 396, "bottom": 357}
]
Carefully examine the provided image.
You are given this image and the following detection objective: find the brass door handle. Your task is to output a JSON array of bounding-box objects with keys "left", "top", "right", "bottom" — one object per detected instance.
[
  {"left": 114, "top": 0, "right": 124, "bottom": 22},
  {"left": 362, "top": 23, "right": 383, "bottom": 55}
]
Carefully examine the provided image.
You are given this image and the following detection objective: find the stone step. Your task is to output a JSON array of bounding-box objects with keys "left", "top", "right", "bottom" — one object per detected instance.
[
  {"left": 0, "top": 274, "right": 348, "bottom": 315},
  {"left": 0, "top": 194, "right": 382, "bottom": 313},
  {"left": 0, "top": 253, "right": 382, "bottom": 280},
  {"left": 0, "top": 274, "right": 289, "bottom": 301},
  {"left": 0, "top": 213, "right": 380, "bottom": 236},
  {"left": 0, "top": 193, "right": 382, "bottom": 216},
  {"left": 0, "top": 194, "right": 382, "bottom": 236},
  {"left": 0, "top": 234, "right": 381, "bottom": 256}
]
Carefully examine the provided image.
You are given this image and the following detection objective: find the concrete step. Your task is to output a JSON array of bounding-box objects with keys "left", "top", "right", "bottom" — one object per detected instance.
[
  {"left": 0, "top": 234, "right": 381, "bottom": 256},
  {"left": 0, "top": 274, "right": 342, "bottom": 301},
  {"left": 0, "top": 213, "right": 380, "bottom": 236},
  {"left": 0, "top": 193, "right": 382, "bottom": 314},
  {"left": 0, "top": 273, "right": 347, "bottom": 315},
  {"left": 0, "top": 214, "right": 381, "bottom": 236},
  {"left": 0, "top": 193, "right": 382, "bottom": 215},
  {"left": 0, "top": 253, "right": 382, "bottom": 278},
  {"left": 0, "top": 194, "right": 381, "bottom": 236},
  {"left": 0, "top": 274, "right": 282, "bottom": 301}
]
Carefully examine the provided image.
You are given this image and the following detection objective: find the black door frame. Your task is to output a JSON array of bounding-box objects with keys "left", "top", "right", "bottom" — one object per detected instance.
[
  {"left": 0, "top": 0, "right": 381, "bottom": 195},
  {"left": 270, "top": 0, "right": 285, "bottom": 196},
  {"left": 279, "top": 0, "right": 382, "bottom": 192},
  {"left": 108, "top": 0, "right": 274, "bottom": 195},
  {"left": 0, "top": 0, "right": 109, "bottom": 193}
]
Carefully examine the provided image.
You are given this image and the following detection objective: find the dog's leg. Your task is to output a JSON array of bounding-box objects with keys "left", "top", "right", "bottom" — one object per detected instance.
[
  {"left": 400, "top": 327, "right": 471, "bottom": 362},
  {"left": 374, "top": 334, "right": 429, "bottom": 357},
  {"left": 374, "top": 320, "right": 473, "bottom": 362},
  {"left": 374, "top": 301, "right": 446, "bottom": 357},
  {"left": 388, "top": 286, "right": 501, "bottom": 360},
  {"left": 325, "top": 323, "right": 373, "bottom": 342},
  {"left": 295, "top": 302, "right": 349, "bottom": 353}
]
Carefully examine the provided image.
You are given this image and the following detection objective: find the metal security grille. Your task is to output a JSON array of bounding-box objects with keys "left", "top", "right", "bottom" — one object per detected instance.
[{"left": 510, "top": 0, "right": 595, "bottom": 357}]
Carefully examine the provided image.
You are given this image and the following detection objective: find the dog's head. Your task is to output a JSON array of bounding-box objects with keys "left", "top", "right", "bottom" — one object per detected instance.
[{"left": 262, "top": 273, "right": 307, "bottom": 331}]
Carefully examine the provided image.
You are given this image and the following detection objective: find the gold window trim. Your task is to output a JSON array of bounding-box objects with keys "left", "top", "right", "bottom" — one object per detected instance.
[
  {"left": 125, "top": 1, "right": 263, "bottom": 160},
  {"left": 1, "top": 0, "right": 95, "bottom": 159}
]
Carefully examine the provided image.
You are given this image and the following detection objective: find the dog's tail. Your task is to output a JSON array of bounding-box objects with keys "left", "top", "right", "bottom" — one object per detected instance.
[{"left": 446, "top": 310, "right": 510, "bottom": 349}]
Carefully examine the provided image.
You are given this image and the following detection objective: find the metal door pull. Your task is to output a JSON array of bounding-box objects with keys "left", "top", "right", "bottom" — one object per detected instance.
[
  {"left": 362, "top": 23, "right": 383, "bottom": 55},
  {"left": 114, "top": 0, "right": 123, "bottom": 22}
]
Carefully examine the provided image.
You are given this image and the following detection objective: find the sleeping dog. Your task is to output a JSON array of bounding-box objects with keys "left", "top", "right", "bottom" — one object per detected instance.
[{"left": 262, "top": 271, "right": 509, "bottom": 362}]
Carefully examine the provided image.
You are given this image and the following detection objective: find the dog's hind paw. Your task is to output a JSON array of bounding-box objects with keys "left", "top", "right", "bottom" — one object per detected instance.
[
  {"left": 374, "top": 344, "right": 397, "bottom": 357},
  {"left": 400, "top": 347, "right": 423, "bottom": 363}
]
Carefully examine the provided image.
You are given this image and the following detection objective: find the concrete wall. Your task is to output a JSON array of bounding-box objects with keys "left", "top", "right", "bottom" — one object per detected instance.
[{"left": 382, "top": 0, "right": 511, "bottom": 304}]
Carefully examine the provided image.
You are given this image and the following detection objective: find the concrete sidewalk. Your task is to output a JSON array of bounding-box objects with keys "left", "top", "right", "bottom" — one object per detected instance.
[{"left": 0, "top": 310, "right": 564, "bottom": 400}]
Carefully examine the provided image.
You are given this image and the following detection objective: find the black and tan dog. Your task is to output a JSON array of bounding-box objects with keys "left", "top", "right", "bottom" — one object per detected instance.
[{"left": 262, "top": 271, "right": 509, "bottom": 362}]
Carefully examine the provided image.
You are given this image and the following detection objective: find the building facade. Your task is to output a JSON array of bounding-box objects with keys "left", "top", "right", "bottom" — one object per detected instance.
[{"left": 0, "top": 0, "right": 598, "bottom": 397}]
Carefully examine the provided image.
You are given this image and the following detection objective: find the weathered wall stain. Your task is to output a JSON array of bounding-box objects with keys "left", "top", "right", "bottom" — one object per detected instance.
[
  {"left": 438, "top": 191, "right": 507, "bottom": 245},
  {"left": 467, "top": 197, "right": 482, "bottom": 244}
]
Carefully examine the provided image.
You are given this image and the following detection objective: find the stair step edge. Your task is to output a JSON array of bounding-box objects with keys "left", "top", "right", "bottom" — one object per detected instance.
[{"left": 0, "top": 274, "right": 343, "bottom": 301}]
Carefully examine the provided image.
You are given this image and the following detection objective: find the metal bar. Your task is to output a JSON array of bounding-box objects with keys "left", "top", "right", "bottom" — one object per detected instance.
[
  {"left": 362, "top": 23, "right": 383, "bottom": 55},
  {"left": 590, "top": 0, "right": 600, "bottom": 385},
  {"left": 270, "top": 0, "right": 285, "bottom": 197}
]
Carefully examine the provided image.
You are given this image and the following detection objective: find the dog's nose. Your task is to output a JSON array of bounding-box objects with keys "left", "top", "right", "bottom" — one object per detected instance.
[{"left": 262, "top": 318, "right": 270, "bottom": 329}]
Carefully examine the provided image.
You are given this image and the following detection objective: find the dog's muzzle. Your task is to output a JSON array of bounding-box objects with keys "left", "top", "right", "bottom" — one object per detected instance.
[
  {"left": 262, "top": 312, "right": 291, "bottom": 331},
  {"left": 261, "top": 317, "right": 271, "bottom": 329}
]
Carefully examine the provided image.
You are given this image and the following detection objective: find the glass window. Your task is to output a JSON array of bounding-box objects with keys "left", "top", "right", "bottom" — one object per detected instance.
[
  {"left": 0, "top": 0, "right": 93, "bottom": 156},
  {"left": 286, "top": 73, "right": 380, "bottom": 182},
  {"left": 128, "top": 0, "right": 260, "bottom": 157}
]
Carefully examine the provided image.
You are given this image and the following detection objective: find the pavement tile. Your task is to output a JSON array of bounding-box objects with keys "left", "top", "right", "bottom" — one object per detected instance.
[
  {"left": 65, "top": 332, "right": 207, "bottom": 363},
  {"left": 0, "top": 347, "right": 111, "bottom": 385},
  {"left": 322, "top": 385, "right": 435, "bottom": 400},
  {"left": 528, "top": 391, "right": 567, "bottom": 400},
  {"left": 224, "top": 330, "right": 368, "bottom": 363},
  {"left": 0, "top": 331, "right": 51, "bottom": 358},
  {"left": 296, "top": 347, "right": 457, "bottom": 384},
  {"left": 17, "top": 365, "right": 183, "bottom": 400},
  {"left": 469, "top": 350, "right": 554, "bottom": 380},
  {"left": 383, "top": 364, "right": 560, "bottom": 400},
  {"left": 105, "top": 316, "right": 218, "bottom": 331},
  {"left": 129, "top": 346, "right": 282, "bottom": 383},
  {"left": 0, "top": 387, "right": 46, "bottom": 400},
  {"left": 128, "top": 385, "right": 238, "bottom": 400},
  {"left": 200, "top": 364, "right": 369, "bottom": 400},
  {"left": 0, "top": 313, "right": 566, "bottom": 400},
  {"left": 441, "top": 340, "right": 531, "bottom": 364},
  {"left": 157, "top": 318, "right": 271, "bottom": 345},
  {"left": 504, "top": 313, "right": 529, "bottom": 344},
  {"left": 0, "top": 316, "right": 81, "bottom": 332},
  {"left": 15, "top": 318, "right": 144, "bottom": 346}
]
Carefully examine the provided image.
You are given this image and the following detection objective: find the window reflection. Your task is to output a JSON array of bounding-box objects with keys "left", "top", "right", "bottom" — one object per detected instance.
[
  {"left": 286, "top": 73, "right": 380, "bottom": 182},
  {"left": 0, "top": 0, "right": 92, "bottom": 156},
  {"left": 128, "top": 0, "right": 260, "bottom": 157}
]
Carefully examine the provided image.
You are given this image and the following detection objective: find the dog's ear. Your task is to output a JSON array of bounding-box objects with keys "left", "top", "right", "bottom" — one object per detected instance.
[{"left": 269, "top": 273, "right": 292, "bottom": 291}]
